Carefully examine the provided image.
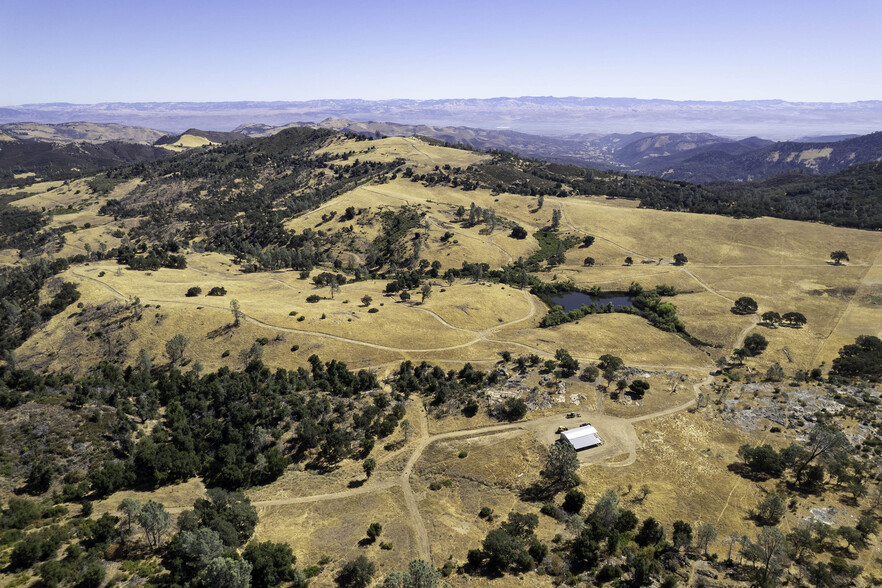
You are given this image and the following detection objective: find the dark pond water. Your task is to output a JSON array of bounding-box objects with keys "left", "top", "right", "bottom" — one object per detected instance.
[{"left": 549, "top": 292, "right": 635, "bottom": 312}]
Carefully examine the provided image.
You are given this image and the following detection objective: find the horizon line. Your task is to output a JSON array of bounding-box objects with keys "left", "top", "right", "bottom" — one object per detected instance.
[{"left": 5, "top": 96, "right": 882, "bottom": 108}]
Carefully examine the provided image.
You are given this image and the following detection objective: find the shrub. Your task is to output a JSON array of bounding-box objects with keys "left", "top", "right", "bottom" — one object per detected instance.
[
  {"left": 562, "top": 489, "right": 586, "bottom": 514},
  {"left": 580, "top": 366, "right": 599, "bottom": 382},
  {"left": 185, "top": 286, "right": 202, "bottom": 297},
  {"left": 297, "top": 315, "right": 305, "bottom": 321},
  {"left": 306, "top": 294, "right": 321, "bottom": 303},
  {"left": 368, "top": 308, "right": 379, "bottom": 313},
  {"left": 732, "top": 296, "right": 758, "bottom": 315},
  {"left": 207, "top": 286, "right": 226, "bottom": 296},
  {"left": 503, "top": 397, "right": 528, "bottom": 421}
]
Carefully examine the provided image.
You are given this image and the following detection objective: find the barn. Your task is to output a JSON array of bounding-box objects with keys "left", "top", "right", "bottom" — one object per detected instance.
[{"left": 560, "top": 424, "right": 603, "bottom": 451}]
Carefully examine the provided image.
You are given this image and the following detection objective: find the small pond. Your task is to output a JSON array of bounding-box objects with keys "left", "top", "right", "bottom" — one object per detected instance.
[{"left": 549, "top": 291, "right": 635, "bottom": 312}]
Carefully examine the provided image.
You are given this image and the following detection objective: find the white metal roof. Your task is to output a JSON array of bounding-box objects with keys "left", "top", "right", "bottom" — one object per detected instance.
[
  {"left": 560, "top": 424, "right": 599, "bottom": 441},
  {"left": 560, "top": 424, "right": 602, "bottom": 450}
]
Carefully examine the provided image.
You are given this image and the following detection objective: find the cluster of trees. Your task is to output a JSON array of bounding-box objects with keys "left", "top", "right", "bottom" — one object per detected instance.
[
  {"left": 733, "top": 333, "right": 769, "bottom": 364},
  {"left": 2, "top": 489, "right": 310, "bottom": 587},
  {"left": 463, "top": 148, "right": 882, "bottom": 231},
  {"left": 390, "top": 359, "right": 498, "bottom": 415},
  {"left": 161, "top": 489, "right": 309, "bottom": 586},
  {"left": 732, "top": 297, "right": 807, "bottom": 328},
  {"left": 76, "top": 350, "right": 388, "bottom": 497},
  {"left": 0, "top": 203, "right": 47, "bottom": 250},
  {"left": 457, "top": 202, "right": 499, "bottom": 232},
  {"left": 470, "top": 481, "right": 720, "bottom": 585},
  {"left": 403, "top": 163, "right": 479, "bottom": 191},
  {"left": 527, "top": 231, "right": 579, "bottom": 268},
  {"left": 831, "top": 335, "right": 882, "bottom": 381},
  {"left": 639, "top": 162, "right": 882, "bottom": 230},
  {"left": 0, "top": 257, "right": 80, "bottom": 357},
  {"left": 735, "top": 423, "right": 851, "bottom": 491},
  {"left": 762, "top": 310, "right": 807, "bottom": 328},
  {"left": 116, "top": 241, "right": 187, "bottom": 270},
  {"left": 371, "top": 207, "right": 425, "bottom": 270}
]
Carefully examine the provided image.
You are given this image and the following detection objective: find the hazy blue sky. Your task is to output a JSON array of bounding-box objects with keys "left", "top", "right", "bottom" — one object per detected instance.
[{"left": 3, "top": 0, "right": 880, "bottom": 104}]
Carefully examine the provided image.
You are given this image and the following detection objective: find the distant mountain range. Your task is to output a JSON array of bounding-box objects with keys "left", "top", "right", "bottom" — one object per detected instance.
[
  {"left": 3, "top": 97, "right": 882, "bottom": 138},
  {"left": 237, "top": 119, "right": 882, "bottom": 183},
  {"left": 2, "top": 118, "right": 881, "bottom": 184}
]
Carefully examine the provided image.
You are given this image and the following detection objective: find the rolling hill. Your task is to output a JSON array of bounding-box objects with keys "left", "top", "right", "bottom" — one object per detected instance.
[
  {"left": 0, "top": 121, "right": 167, "bottom": 144},
  {"left": 0, "top": 138, "right": 172, "bottom": 181}
]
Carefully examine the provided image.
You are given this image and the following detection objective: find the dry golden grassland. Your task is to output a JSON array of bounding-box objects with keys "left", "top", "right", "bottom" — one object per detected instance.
[
  {"left": 92, "top": 478, "right": 207, "bottom": 518},
  {"left": 156, "top": 133, "right": 220, "bottom": 151},
  {"left": 317, "top": 136, "right": 489, "bottom": 172},
  {"left": 254, "top": 487, "right": 418, "bottom": 583}
]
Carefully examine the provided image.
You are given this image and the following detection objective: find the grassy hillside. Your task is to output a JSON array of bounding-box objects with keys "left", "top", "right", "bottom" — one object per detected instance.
[{"left": 0, "top": 121, "right": 167, "bottom": 144}]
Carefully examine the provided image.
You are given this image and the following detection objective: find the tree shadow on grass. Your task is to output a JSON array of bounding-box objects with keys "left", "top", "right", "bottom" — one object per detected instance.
[{"left": 519, "top": 480, "right": 560, "bottom": 503}]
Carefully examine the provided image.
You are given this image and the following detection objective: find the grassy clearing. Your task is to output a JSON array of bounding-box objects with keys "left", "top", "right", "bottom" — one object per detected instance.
[{"left": 254, "top": 487, "right": 417, "bottom": 581}]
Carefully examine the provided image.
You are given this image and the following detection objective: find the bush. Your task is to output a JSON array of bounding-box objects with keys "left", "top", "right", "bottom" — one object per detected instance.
[
  {"left": 503, "top": 397, "right": 528, "bottom": 421},
  {"left": 338, "top": 555, "right": 375, "bottom": 588},
  {"left": 207, "top": 286, "right": 227, "bottom": 296},
  {"left": 597, "top": 564, "right": 622, "bottom": 583},
  {"left": 368, "top": 308, "right": 379, "bottom": 313},
  {"left": 185, "top": 287, "right": 202, "bottom": 297},
  {"left": 297, "top": 315, "right": 305, "bottom": 321},
  {"left": 579, "top": 366, "right": 599, "bottom": 382},
  {"left": 732, "top": 296, "right": 758, "bottom": 315},
  {"left": 562, "top": 489, "right": 586, "bottom": 514},
  {"left": 306, "top": 294, "right": 321, "bottom": 303}
]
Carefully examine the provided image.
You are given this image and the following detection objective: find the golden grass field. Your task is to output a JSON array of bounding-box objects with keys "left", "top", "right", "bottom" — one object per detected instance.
[{"left": 6, "top": 135, "right": 882, "bottom": 583}]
